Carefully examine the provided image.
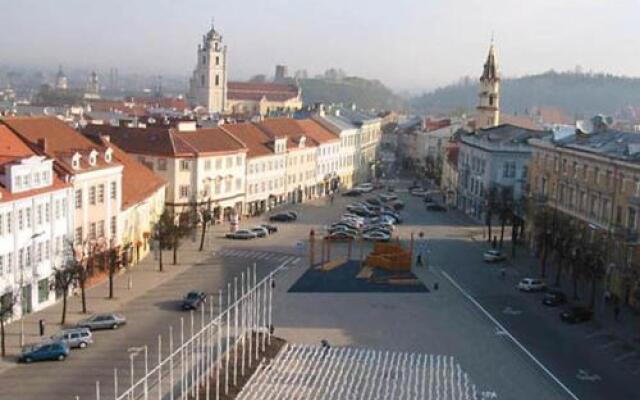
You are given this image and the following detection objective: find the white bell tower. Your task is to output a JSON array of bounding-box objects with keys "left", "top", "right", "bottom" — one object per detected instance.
[
  {"left": 189, "top": 22, "right": 227, "bottom": 114},
  {"left": 476, "top": 40, "right": 500, "bottom": 129}
]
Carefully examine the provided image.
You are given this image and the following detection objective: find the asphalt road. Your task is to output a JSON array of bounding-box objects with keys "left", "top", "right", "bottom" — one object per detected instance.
[{"left": 0, "top": 241, "right": 296, "bottom": 400}]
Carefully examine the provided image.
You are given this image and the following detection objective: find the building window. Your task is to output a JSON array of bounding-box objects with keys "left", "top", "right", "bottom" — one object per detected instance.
[
  {"left": 215, "top": 159, "right": 222, "bottom": 169},
  {"left": 62, "top": 199, "right": 67, "bottom": 217},
  {"left": 98, "top": 184, "right": 105, "bottom": 203},
  {"left": 201, "top": 74, "right": 205, "bottom": 87},
  {"left": 36, "top": 242, "right": 43, "bottom": 263},
  {"left": 89, "top": 223, "right": 96, "bottom": 240},
  {"left": 628, "top": 207, "right": 637, "bottom": 230},
  {"left": 6, "top": 212, "right": 11, "bottom": 234},
  {"left": 89, "top": 186, "right": 96, "bottom": 205},
  {"left": 236, "top": 156, "right": 243, "bottom": 166},
  {"left": 157, "top": 158, "right": 167, "bottom": 171},
  {"left": 97, "top": 220, "right": 105, "bottom": 238},
  {"left": 179, "top": 185, "right": 190, "bottom": 199},
  {"left": 214, "top": 182, "right": 221, "bottom": 194},
  {"left": 38, "top": 279, "right": 49, "bottom": 304},
  {"left": 26, "top": 208, "right": 31, "bottom": 228},
  {"left": 235, "top": 178, "right": 242, "bottom": 190},
  {"left": 215, "top": 56, "right": 219, "bottom": 66},
  {"left": 75, "top": 227, "right": 83, "bottom": 243},
  {"left": 0, "top": 214, "right": 3, "bottom": 236},
  {"left": 225, "top": 180, "right": 231, "bottom": 193},
  {"left": 110, "top": 182, "right": 117, "bottom": 200},
  {"left": 204, "top": 160, "right": 211, "bottom": 170},
  {"left": 37, "top": 205, "right": 43, "bottom": 225},
  {"left": 180, "top": 160, "right": 190, "bottom": 171},
  {"left": 215, "top": 75, "right": 219, "bottom": 86},
  {"left": 226, "top": 157, "right": 232, "bottom": 168},
  {"left": 110, "top": 217, "right": 117, "bottom": 237}
]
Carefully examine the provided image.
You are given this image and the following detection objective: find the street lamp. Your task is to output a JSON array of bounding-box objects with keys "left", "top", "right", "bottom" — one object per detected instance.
[
  {"left": 128, "top": 345, "right": 148, "bottom": 399},
  {"left": 19, "top": 231, "right": 45, "bottom": 347}
]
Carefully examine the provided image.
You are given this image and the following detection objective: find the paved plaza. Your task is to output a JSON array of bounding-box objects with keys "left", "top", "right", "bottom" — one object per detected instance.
[{"left": 0, "top": 181, "right": 639, "bottom": 399}]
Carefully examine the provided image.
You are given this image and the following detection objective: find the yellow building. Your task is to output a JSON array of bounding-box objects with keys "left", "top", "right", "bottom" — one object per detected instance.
[{"left": 528, "top": 128, "right": 640, "bottom": 308}]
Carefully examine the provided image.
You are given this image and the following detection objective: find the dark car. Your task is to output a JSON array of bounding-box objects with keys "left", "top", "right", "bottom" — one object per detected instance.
[
  {"left": 542, "top": 291, "right": 567, "bottom": 307},
  {"left": 20, "top": 341, "right": 69, "bottom": 363},
  {"left": 342, "top": 189, "right": 362, "bottom": 197},
  {"left": 182, "top": 291, "right": 207, "bottom": 310},
  {"left": 426, "top": 203, "right": 447, "bottom": 212},
  {"left": 560, "top": 307, "right": 593, "bottom": 324},
  {"left": 325, "top": 231, "right": 356, "bottom": 241},
  {"left": 389, "top": 200, "right": 404, "bottom": 210},
  {"left": 269, "top": 213, "right": 295, "bottom": 222},
  {"left": 286, "top": 211, "right": 299, "bottom": 220},
  {"left": 365, "top": 198, "right": 382, "bottom": 206},
  {"left": 260, "top": 224, "right": 278, "bottom": 234}
]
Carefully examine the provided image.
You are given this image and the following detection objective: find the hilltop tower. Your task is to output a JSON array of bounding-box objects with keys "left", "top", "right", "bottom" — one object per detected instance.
[
  {"left": 189, "top": 22, "right": 227, "bottom": 114},
  {"left": 476, "top": 41, "right": 500, "bottom": 129}
]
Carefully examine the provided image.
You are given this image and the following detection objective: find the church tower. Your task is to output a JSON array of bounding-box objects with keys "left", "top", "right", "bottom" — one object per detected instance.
[
  {"left": 476, "top": 41, "right": 500, "bottom": 129},
  {"left": 189, "top": 23, "right": 227, "bottom": 114}
]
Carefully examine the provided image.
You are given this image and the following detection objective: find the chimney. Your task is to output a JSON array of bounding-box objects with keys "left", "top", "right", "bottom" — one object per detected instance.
[{"left": 37, "top": 138, "right": 47, "bottom": 152}]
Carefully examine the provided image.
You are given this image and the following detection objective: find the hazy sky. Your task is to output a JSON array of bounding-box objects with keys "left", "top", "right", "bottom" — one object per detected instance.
[{"left": 2, "top": 0, "right": 640, "bottom": 91}]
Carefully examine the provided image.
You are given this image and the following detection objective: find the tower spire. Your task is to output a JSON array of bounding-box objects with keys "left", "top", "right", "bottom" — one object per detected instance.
[{"left": 476, "top": 38, "right": 500, "bottom": 129}]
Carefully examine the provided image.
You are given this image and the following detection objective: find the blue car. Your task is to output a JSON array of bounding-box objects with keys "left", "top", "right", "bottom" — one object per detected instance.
[{"left": 20, "top": 341, "right": 69, "bottom": 363}]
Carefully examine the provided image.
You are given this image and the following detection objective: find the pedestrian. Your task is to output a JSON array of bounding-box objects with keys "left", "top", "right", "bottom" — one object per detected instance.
[
  {"left": 614, "top": 305, "right": 621, "bottom": 321},
  {"left": 330, "top": 193, "right": 334, "bottom": 205},
  {"left": 433, "top": 282, "right": 439, "bottom": 291},
  {"left": 38, "top": 319, "right": 46, "bottom": 336},
  {"left": 416, "top": 232, "right": 427, "bottom": 267}
]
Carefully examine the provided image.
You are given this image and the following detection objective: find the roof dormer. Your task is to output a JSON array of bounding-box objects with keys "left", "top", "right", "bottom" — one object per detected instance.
[
  {"left": 298, "top": 136, "right": 306, "bottom": 148},
  {"left": 71, "top": 152, "right": 82, "bottom": 170},
  {"left": 105, "top": 148, "right": 113, "bottom": 163},
  {"left": 89, "top": 149, "right": 98, "bottom": 166}
]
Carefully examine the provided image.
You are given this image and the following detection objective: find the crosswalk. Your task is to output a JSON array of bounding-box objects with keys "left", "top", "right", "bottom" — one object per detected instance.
[{"left": 215, "top": 248, "right": 301, "bottom": 264}]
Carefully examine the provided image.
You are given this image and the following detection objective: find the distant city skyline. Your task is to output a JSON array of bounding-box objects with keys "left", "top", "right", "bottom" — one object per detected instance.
[{"left": 2, "top": 0, "right": 640, "bottom": 92}]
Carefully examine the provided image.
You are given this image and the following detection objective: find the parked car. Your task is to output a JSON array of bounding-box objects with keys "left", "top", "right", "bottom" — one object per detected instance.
[
  {"left": 260, "top": 224, "right": 278, "bottom": 234},
  {"left": 362, "top": 227, "right": 392, "bottom": 236},
  {"left": 286, "top": 211, "right": 299, "bottom": 220},
  {"left": 365, "top": 197, "right": 382, "bottom": 206},
  {"left": 342, "top": 189, "right": 362, "bottom": 197},
  {"left": 423, "top": 196, "right": 435, "bottom": 203},
  {"left": 20, "top": 341, "right": 69, "bottom": 363},
  {"left": 483, "top": 250, "right": 506, "bottom": 262},
  {"left": 50, "top": 328, "right": 93, "bottom": 349},
  {"left": 410, "top": 188, "right": 428, "bottom": 197},
  {"left": 379, "top": 212, "right": 402, "bottom": 224},
  {"left": 379, "top": 193, "right": 398, "bottom": 202},
  {"left": 331, "top": 222, "right": 359, "bottom": 231},
  {"left": 560, "top": 307, "right": 593, "bottom": 324},
  {"left": 269, "top": 213, "right": 295, "bottom": 222},
  {"left": 389, "top": 200, "right": 405, "bottom": 210},
  {"left": 363, "top": 231, "right": 391, "bottom": 242},
  {"left": 542, "top": 291, "right": 567, "bottom": 307},
  {"left": 426, "top": 203, "right": 447, "bottom": 212},
  {"left": 226, "top": 230, "right": 257, "bottom": 240},
  {"left": 517, "top": 278, "right": 547, "bottom": 292},
  {"left": 354, "top": 183, "right": 374, "bottom": 193},
  {"left": 325, "top": 231, "right": 356, "bottom": 241},
  {"left": 341, "top": 213, "right": 365, "bottom": 223},
  {"left": 250, "top": 226, "right": 269, "bottom": 238},
  {"left": 182, "top": 291, "right": 207, "bottom": 310},
  {"left": 77, "top": 313, "right": 127, "bottom": 330}
]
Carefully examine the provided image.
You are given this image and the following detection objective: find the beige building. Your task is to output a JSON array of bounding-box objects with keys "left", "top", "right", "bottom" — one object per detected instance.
[
  {"left": 84, "top": 122, "right": 247, "bottom": 222},
  {"left": 529, "top": 129, "right": 640, "bottom": 309},
  {"left": 226, "top": 82, "right": 303, "bottom": 117}
]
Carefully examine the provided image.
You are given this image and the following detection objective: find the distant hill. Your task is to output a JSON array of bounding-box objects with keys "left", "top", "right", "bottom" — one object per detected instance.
[
  {"left": 300, "top": 77, "right": 406, "bottom": 112},
  {"left": 411, "top": 71, "right": 640, "bottom": 118}
]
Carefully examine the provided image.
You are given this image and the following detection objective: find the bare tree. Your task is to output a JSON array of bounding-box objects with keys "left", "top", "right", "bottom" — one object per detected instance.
[
  {"left": 0, "top": 292, "right": 17, "bottom": 357},
  {"left": 53, "top": 263, "right": 77, "bottom": 326},
  {"left": 198, "top": 202, "right": 213, "bottom": 252}
]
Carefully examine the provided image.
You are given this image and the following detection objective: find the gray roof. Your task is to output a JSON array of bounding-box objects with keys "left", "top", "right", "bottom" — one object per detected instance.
[
  {"left": 552, "top": 129, "right": 640, "bottom": 162},
  {"left": 315, "top": 114, "right": 356, "bottom": 132},
  {"left": 473, "top": 123, "right": 548, "bottom": 145}
]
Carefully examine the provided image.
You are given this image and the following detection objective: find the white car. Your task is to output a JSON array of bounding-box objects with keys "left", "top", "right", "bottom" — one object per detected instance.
[
  {"left": 226, "top": 230, "right": 258, "bottom": 240},
  {"left": 410, "top": 188, "right": 428, "bottom": 197},
  {"left": 517, "top": 278, "right": 547, "bottom": 292},
  {"left": 483, "top": 250, "right": 506, "bottom": 262},
  {"left": 355, "top": 183, "right": 374, "bottom": 193},
  {"left": 362, "top": 231, "right": 391, "bottom": 242}
]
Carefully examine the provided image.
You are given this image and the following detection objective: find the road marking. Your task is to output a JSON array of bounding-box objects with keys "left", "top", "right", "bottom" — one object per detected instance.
[
  {"left": 598, "top": 341, "right": 620, "bottom": 350},
  {"left": 586, "top": 330, "right": 610, "bottom": 339},
  {"left": 614, "top": 351, "right": 638, "bottom": 362},
  {"left": 502, "top": 306, "right": 522, "bottom": 316},
  {"left": 576, "top": 369, "right": 601, "bottom": 382},
  {"left": 441, "top": 270, "right": 581, "bottom": 400}
]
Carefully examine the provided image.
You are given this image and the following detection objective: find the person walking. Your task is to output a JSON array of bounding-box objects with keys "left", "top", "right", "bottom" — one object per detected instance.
[{"left": 415, "top": 232, "right": 428, "bottom": 268}]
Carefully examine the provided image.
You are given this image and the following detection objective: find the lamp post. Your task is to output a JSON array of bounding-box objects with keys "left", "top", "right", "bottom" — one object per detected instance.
[
  {"left": 19, "top": 231, "right": 45, "bottom": 347},
  {"left": 128, "top": 346, "right": 148, "bottom": 400}
]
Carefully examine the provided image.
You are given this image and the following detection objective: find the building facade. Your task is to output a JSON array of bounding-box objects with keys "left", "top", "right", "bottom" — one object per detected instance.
[
  {"left": 189, "top": 25, "right": 227, "bottom": 114},
  {"left": 0, "top": 125, "right": 73, "bottom": 319},
  {"left": 528, "top": 129, "right": 640, "bottom": 308},
  {"left": 457, "top": 124, "right": 547, "bottom": 221}
]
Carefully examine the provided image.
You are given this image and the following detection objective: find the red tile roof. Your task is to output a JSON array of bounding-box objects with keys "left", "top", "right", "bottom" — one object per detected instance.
[
  {"left": 1, "top": 116, "right": 121, "bottom": 174},
  {"left": 296, "top": 119, "right": 340, "bottom": 144},
  {"left": 92, "top": 136, "right": 166, "bottom": 210},
  {"left": 227, "top": 81, "right": 300, "bottom": 102},
  {"left": 255, "top": 118, "right": 319, "bottom": 150},
  {"left": 175, "top": 128, "right": 247, "bottom": 156},
  {"left": 0, "top": 125, "right": 70, "bottom": 202},
  {"left": 220, "top": 123, "right": 274, "bottom": 158}
]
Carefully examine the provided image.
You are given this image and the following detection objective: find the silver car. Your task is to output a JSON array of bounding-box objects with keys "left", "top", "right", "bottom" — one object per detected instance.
[
  {"left": 51, "top": 328, "right": 93, "bottom": 349},
  {"left": 77, "top": 313, "right": 127, "bottom": 330}
]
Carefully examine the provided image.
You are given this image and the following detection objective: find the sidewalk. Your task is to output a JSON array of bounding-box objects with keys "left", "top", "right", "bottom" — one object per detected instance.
[{"left": 0, "top": 232, "right": 214, "bottom": 373}]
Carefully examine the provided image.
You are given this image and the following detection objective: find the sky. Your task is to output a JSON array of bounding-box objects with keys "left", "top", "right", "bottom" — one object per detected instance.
[{"left": 2, "top": 0, "right": 640, "bottom": 92}]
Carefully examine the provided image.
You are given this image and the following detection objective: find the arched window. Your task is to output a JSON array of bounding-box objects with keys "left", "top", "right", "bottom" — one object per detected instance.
[{"left": 201, "top": 74, "right": 205, "bottom": 86}]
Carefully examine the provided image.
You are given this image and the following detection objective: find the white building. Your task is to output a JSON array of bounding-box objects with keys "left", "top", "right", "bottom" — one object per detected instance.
[
  {"left": 457, "top": 124, "right": 547, "bottom": 220},
  {"left": 0, "top": 125, "right": 73, "bottom": 319},
  {"left": 297, "top": 119, "right": 341, "bottom": 196},
  {"left": 189, "top": 24, "right": 227, "bottom": 114}
]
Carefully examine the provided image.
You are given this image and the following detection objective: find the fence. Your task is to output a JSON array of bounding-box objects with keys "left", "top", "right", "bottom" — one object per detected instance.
[{"left": 81, "top": 258, "right": 293, "bottom": 400}]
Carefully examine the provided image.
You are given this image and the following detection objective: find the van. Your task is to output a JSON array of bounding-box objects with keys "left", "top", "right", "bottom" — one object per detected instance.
[{"left": 51, "top": 328, "right": 93, "bottom": 349}]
